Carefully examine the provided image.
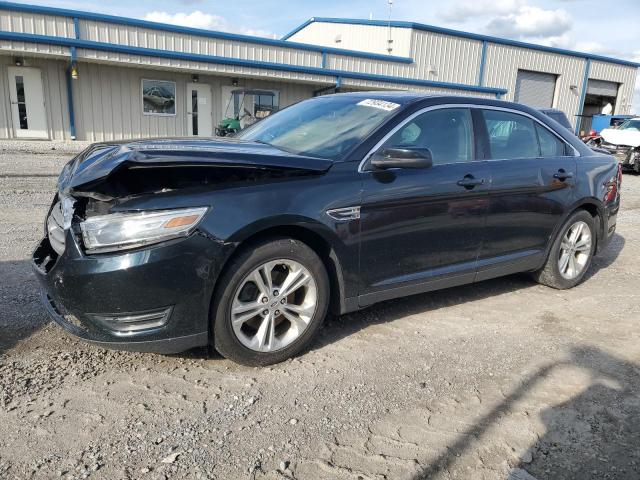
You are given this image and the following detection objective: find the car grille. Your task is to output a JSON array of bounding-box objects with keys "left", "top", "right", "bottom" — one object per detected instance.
[{"left": 47, "top": 201, "right": 66, "bottom": 255}]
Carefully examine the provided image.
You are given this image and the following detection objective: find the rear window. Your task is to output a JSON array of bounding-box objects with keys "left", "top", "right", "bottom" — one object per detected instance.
[{"left": 482, "top": 110, "right": 570, "bottom": 159}]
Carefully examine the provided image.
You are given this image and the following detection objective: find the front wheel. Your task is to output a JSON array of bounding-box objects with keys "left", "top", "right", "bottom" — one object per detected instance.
[
  {"left": 212, "top": 238, "right": 329, "bottom": 366},
  {"left": 532, "top": 210, "right": 596, "bottom": 289}
]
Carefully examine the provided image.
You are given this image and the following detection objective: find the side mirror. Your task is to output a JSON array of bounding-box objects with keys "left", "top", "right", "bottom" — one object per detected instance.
[{"left": 370, "top": 147, "right": 433, "bottom": 170}]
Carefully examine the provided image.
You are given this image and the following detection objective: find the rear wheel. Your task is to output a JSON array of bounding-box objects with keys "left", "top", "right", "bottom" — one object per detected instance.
[
  {"left": 212, "top": 238, "right": 329, "bottom": 366},
  {"left": 533, "top": 210, "right": 596, "bottom": 289}
]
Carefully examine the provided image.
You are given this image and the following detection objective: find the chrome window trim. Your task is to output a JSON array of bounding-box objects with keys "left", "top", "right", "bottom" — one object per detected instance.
[{"left": 358, "top": 103, "right": 580, "bottom": 173}]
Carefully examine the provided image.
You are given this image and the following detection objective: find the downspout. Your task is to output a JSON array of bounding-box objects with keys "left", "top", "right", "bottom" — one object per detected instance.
[
  {"left": 477, "top": 40, "right": 503, "bottom": 100},
  {"left": 66, "top": 16, "right": 79, "bottom": 140},
  {"left": 477, "top": 40, "right": 487, "bottom": 87},
  {"left": 575, "top": 58, "right": 591, "bottom": 135}
]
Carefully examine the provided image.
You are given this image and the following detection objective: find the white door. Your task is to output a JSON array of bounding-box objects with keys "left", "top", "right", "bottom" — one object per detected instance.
[
  {"left": 187, "top": 83, "right": 212, "bottom": 136},
  {"left": 7, "top": 67, "right": 48, "bottom": 139}
]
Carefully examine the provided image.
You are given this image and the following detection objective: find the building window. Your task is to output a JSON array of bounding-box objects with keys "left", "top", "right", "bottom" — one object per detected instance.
[{"left": 142, "top": 79, "right": 176, "bottom": 115}]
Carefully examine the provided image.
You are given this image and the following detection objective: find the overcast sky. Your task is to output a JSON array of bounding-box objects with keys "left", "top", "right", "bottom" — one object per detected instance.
[{"left": 22, "top": 0, "right": 640, "bottom": 112}]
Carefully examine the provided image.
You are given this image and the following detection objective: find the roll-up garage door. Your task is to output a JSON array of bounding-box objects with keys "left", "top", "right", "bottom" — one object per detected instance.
[
  {"left": 586, "top": 79, "right": 619, "bottom": 97},
  {"left": 514, "top": 70, "right": 557, "bottom": 108}
]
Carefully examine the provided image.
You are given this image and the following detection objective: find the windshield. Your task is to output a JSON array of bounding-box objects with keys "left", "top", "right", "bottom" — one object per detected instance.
[
  {"left": 236, "top": 96, "right": 402, "bottom": 160},
  {"left": 617, "top": 119, "right": 640, "bottom": 131}
]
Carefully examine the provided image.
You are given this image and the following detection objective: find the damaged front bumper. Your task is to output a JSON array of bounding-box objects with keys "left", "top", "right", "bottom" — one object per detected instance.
[
  {"left": 598, "top": 142, "right": 640, "bottom": 172},
  {"left": 32, "top": 228, "right": 231, "bottom": 354}
]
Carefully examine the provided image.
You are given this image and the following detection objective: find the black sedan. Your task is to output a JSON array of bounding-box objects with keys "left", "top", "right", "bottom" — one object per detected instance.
[{"left": 33, "top": 93, "right": 621, "bottom": 366}]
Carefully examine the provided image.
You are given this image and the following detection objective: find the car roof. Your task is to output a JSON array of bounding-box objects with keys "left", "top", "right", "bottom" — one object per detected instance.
[{"left": 320, "top": 91, "right": 550, "bottom": 114}]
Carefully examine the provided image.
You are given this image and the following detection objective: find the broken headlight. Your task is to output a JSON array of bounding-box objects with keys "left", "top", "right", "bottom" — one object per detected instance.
[{"left": 80, "top": 207, "right": 208, "bottom": 253}]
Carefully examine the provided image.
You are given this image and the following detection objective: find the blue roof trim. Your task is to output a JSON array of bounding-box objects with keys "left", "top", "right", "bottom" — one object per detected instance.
[
  {"left": 0, "top": 31, "right": 507, "bottom": 96},
  {"left": 288, "top": 17, "right": 640, "bottom": 69},
  {"left": 282, "top": 18, "right": 314, "bottom": 41},
  {"left": 0, "top": 2, "right": 413, "bottom": 64}
]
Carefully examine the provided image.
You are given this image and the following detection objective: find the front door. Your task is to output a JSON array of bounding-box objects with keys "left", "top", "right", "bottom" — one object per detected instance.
[
  {"left": 187, "top": 83, "right": 212, "bottom": 136},
  {"left": 359, "top": 107, "right": 490, "bottom": 305},
  {"left": 7, "top": 67, "right": 47, "bottom": 139}
]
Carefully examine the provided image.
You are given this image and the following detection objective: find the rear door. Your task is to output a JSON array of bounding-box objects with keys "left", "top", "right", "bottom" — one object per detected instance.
[
  {"left": 358, "top": 107, "right": 490, "bottom": 305},
  {"left": 476, "top": 108, "right": 578, "bottom": 280}
]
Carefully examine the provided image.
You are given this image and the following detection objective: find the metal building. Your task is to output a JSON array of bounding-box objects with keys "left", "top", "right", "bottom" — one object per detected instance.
[{"left": 0, "top": 2, "right": 637, "bottom": 142}]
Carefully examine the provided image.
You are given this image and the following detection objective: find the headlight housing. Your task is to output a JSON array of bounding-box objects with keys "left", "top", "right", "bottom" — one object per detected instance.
[{"left": 80, "top": 207, "right": 208, "bottom": 253}]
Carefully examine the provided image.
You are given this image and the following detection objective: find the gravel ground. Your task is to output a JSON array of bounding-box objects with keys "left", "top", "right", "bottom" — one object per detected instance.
[{"left": 1, "top": 142, "right": 639, "bottom": 480}]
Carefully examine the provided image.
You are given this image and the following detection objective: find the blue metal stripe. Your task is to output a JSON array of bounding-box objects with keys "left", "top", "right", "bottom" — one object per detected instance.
[
  {"left": 575, "top": 59, "right": 592, "bottom": 135},
  {"left": 0, "top": 31, "right": 508, "bottom": 95},
  {"left": 321, "top": 52, "right": 327, "bottom": 69},
  {"left": 0, "top": 2, "right": 413, "bottom": 64},
  {"left": 281, "top": 18, "right": 314, "bottom": 41},
  {"left": 72, "top": 16, "right": 79, "bottom": 39},
  {"left": 300, "top": 17, "right": 640, "bottom": 68},
  {"left": 478, "top": 41, "right": 487, "bottom": 86}
]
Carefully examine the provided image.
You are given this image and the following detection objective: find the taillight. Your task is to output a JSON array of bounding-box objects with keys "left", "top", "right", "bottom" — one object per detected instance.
[{"left": 604, "top": 164, "right": 622, "bottom": 203}]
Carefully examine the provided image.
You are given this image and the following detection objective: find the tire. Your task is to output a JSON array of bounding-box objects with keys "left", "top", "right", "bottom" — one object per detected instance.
[
  {"left": 212, "top": 237, "right": 329, "bottom": 366},
  {"left": 532, "top": 210, "right": 597, "bottom": 289}
]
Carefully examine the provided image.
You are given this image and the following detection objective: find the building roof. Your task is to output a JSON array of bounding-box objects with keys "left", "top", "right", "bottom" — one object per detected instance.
[{"left": 282, "top": 17, "right": 640, "bottom": 69}]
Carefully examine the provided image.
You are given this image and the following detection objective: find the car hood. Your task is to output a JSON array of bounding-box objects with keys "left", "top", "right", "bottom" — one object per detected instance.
[
  {"left": 600, "top": 128, "right": 640, "bottom": 148},
  {"left": 58, "top": 137, "right": 333, "bottom": 199}
]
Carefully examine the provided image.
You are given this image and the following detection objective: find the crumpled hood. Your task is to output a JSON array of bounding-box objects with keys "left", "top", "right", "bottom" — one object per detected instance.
[
  {"left": 58, "top": 137, "right": 333, "bottom": 197},
  {"left": 600, "top": 128, "right": 640, "bottom": 148}
]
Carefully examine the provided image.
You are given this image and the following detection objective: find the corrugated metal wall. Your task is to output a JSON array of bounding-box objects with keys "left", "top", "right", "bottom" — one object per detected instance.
[
  {"left": 76, "top": 47, "right": 334, "bottom": 86},
  {"left": 80, "top": 20, "right": 323, "bottom": 68},
  {"left": 483, "top": 43, "right": 586, "bottom": 127},
  {"left": 72, "top": 62, "right": 316, "bottom": 142},
  {"left": 409, "top": 30, "right": 482, "bottom": 86},
  {"left": 0, "top": 10, "right": 73, "bottom": 58},
  {"left": 287, "top": 21, "right": 412, "bottom": 57},
  {"left": 290, "top": 23, "right": 483, "bottom": 85}
]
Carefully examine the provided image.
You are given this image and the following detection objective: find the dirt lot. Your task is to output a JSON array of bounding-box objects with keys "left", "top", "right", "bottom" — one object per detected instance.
[{"left": 1, "top": 143, "right": 639, "bottom": 480}]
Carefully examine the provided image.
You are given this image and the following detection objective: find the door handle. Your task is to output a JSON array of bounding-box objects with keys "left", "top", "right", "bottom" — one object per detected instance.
[
  {"left": 457, "top": 175, "right": 485, "bottom": 189},
  {"left": 553, "top": 170, "right": 573, "bottom": 181}
]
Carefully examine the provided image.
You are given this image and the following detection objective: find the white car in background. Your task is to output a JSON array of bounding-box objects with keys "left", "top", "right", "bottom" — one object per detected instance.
[{"left": 591, "top": 117, "right": 640, "bottom": 172}]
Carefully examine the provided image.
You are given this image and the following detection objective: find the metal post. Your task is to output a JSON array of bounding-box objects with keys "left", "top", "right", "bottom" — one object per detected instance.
[
  {"left": 478, "top": 41, "right": 487, "bottom": 87},
  {"left": 66, "top": 17, "right": 80, "bottom": 140}
]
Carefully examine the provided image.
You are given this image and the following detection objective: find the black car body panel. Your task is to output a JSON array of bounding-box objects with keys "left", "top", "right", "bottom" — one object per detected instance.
[{"left": 33, "top": 93, "right": 621, "bottom": 353}]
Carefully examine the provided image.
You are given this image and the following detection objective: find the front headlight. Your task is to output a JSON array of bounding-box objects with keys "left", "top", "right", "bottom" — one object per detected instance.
[{"left": 80, "top": 207, "right": 208, "bottom": 253}]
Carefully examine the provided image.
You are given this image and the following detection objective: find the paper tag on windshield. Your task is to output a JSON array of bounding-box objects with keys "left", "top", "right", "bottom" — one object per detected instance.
[{"left": 357, "top": 99, "right": 400, "bottom": 111}]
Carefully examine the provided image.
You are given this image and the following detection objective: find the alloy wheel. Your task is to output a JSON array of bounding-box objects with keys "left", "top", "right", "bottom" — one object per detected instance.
[
  {"left": 230, "top": 259, "right": 318, "bottom": 352},
  {"left": 558, "top": 220, "right": 592, "bottom": 280}
]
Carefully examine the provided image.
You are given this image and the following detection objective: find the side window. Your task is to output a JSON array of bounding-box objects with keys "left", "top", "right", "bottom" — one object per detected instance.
[
  {"left": 536, "top": 124, "right": 568, "bottom": 157},
  {"left": 482, "top": 110, "right": 539, "bottom": 159},
  {"left": 384, "top": 108, "right": 474, "bottom": 165}
]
